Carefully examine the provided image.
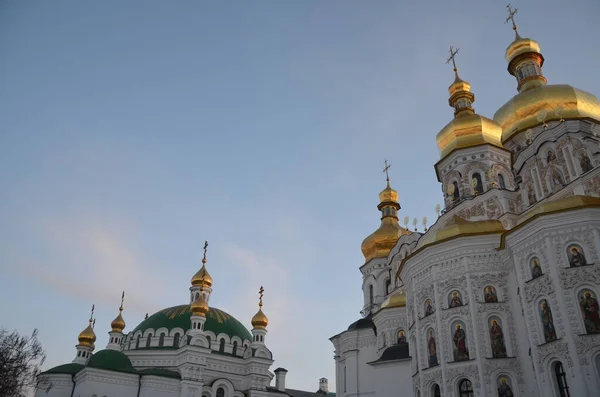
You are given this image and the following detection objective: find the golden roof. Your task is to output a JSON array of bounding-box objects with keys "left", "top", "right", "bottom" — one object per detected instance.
[
  {"left": 78, "top": 321, "right": 96, "bottom": 348},
  {"left": 494, "top": 84, "right": 600, "bottom": 142},
  {"left": 437, "top": 113, "right": 504, "bottom": 157},
  {"left": 417, "top": 216, "right": 506, "bottom": 249},
  {"left": 361, "top": 182, "right": 410, "bottom": 263},
  {"left": 379, "top": 291, "right": 407, "bottom": 310},
  {"left": 110, "top": 311, "right": 126, "bottom": 333},
  {"left": 505, "top": 33, "right": 541, "bottom": 63},
  {"left": 251, "top": 309, "right": 268, "bottom": 329},
  {"left": 191, "top": 262, "right": 213, "bottom": 288},
  {"left": 191, "top": 293, "right": 209, "bottom": 317}
]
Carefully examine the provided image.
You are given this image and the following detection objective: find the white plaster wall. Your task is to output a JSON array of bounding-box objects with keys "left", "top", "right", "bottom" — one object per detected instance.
[
  {"left": 72, "top": 369, "right": 138, "bottom": 397},
  {"left": 372, "top": 360, "right": 411, "bottom": 397},
  {"left": 35, "top": 374, "right": 74, "bottom": 397}
]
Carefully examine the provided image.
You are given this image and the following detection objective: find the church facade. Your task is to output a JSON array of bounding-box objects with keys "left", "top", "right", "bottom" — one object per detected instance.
[
  {"left": 35, "top": 247, "right": 334, "bottom": 397},
  {"left": 330, "top": 9, "right": 600, "bottom": 397}
]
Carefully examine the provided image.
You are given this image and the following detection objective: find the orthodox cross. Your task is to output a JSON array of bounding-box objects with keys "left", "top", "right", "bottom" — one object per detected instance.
[
  {"left": 120, "top": 291, "right": 125, "bottom": 311},
  {"left": 383, "top": 159, "right": 391, "bottom": 183},
  {"left": 202, "top": 241, "right": 208, "bottom": 262},
  {"left": 505, "top": 3, "right": 518, "bottom": 30},
  {"left": 259, "top": 286, "right": 264, "bottom": 308},
  {"left": 89, "top": 304, "right": 95, "bottom": 322},
  {"left": 446, "top": 46, "right": 459, "bottom": 72}
]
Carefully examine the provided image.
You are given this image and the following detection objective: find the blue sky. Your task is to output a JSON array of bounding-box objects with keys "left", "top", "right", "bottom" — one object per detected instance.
[{"left": 1, "top": 0, "right": 599, "bottom": 392}]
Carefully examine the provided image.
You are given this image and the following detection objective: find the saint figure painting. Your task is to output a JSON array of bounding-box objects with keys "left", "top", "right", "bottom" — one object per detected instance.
[
  {"left": 427, "top": 328, "right": 438, "bottom": 367},
  {"left": 579, "top": 289, "right": 600, "bottom": 334},
  {"left": 448, "top": 290, "right": 463, "bottom": 308},
  {"left": 452, "top": 322, "right": 469, "bottom": 361},
  {"left": 497, "top": 376, "right": 514, "bottom": 397},
  {"left": 489, "top": 318, "right": 507, "bottom": 358},
  {"left": 568, "top": 245, "right": 588, "bottom": 267},
  {"left": 531, "top": 257, "right": 543, "bottom": 279},
  {"left": 540, "top": 299, "right": 558, "bottom": 342},
  {"left": 484, "top": 285, "right": 498, "bottom": 303}
]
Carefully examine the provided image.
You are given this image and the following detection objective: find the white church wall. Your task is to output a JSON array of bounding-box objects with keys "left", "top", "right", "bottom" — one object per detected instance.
[
  {"left": 372, "top": 360, "right": 411, "bottom": 397},
  {"left": 35, "top": 374, "right": 74, "bottom": 397},
  {"left": 72, "top": 368, "right": 138, "bottom": 397},
  {"left": 139, "top": 376, "right": 180, "bottom": 397}
]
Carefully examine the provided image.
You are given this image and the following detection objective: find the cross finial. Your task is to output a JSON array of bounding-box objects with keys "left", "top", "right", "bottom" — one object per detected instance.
[
  {"left": 258, "top": 286, "right": 264, "bottom": 308},
  {"left": 383, "top": 159, "right": 391, "bottom": 184},
  {"left": 89, "top": 304, "right": 95, "bottom": 322},
  {"left": 446, "top": 46, "right": 460, "bottom": 72},
  {"left": 202, "top": 241, "right": 208, "bottom": 263},
  {"left": 119, "top": 291, "right": 125, "bottom": 311},
  {"left": 505, "top": 3, "right": 518, "bottom": 31}
]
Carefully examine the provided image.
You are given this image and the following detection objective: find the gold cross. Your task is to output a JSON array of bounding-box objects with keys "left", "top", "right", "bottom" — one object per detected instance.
[
  {"left": 505, "top": 3, "right": 518, "bottom": 30},
  {"left": 383, "top": 159, "right": 391, "bottom": 182},
  {"left": 202, "top": 241, "right": 208, "bottom": 262},
  {"left": 446, "top": 46, "right": 459, "bottom": 71},
  {"left": 259, "top": 286, "right": 264, "bottom": 307}
]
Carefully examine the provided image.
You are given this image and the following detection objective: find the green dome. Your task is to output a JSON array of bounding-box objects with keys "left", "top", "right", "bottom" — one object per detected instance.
[
  {"left": 87, "top": 349, "right": 135, "bottom": 373},
  {"left": 43, "top": 363, "right": 84, "bottom": 375},
  {"left": 132, "top": 305, "right": 252, "bottom": 342}
]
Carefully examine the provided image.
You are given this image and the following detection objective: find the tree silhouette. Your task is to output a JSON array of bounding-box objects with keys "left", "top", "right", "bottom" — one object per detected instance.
[{"left": 0, "top": 328, "right": 48, "bottom": 397}]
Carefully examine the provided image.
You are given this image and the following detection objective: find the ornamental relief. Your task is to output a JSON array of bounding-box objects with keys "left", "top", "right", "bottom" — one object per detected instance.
[
  {"left": 523, "top": 274, "right": 554, "bottom": 303},
  {"left": 445, "top": 363, "right": 480, "bottom": 389},
  {"left": 573, "top": 334, "right": 600, "bottom": 365},
  {"left": 442, "top": 314, "right": 476, "bottom": 366},
  {"left": 583, "top": 175, "right": 600, "bottom": 197},
  {"left": 475, "top": 305, "right": 519, "bottom": 360},
  {"left": 421, "top": 367, "right": 442, "bottom": 389},
  {"left": 559, "top": 265, "right": 600, "bottom": 290},
  {"left": 483, "top": 357, "right": 523, "bottom": 386},
  {"left": 552, "top": 228, "right": 598, "bottom": 268},
  {"left": 441, "top": 305, "right": 470, "bottom": 323},
  {"left": 437, "top": 276, "right": 468, "bottom": 309},
  {"left": 513, "top": 236, "right": 549, "bottom": 284},
  {"left": 535, "top": 341, "right": 573, "bottom": 373},
  {"left": 470, "top": 272, "right": 510, "bottom": 302}
]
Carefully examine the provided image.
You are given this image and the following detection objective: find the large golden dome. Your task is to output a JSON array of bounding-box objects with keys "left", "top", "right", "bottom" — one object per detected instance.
[
  {"left": 77, "top": 322, "right": 96, "bottom": 348},
  {"left": 494, "top": 84, "right": 600, "bottom": 142},
  {"left": 361, "top": 181, "right": 410, "bottom": 263}
]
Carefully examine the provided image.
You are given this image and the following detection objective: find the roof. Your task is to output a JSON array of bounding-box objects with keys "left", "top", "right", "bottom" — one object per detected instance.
[
  {"left": 368, "top": 343, "right": 411, "bottom": 365},
  {"left": 137, "top": 367, "right": 181, "bottom": 379},
  {"left": 132, "top": 305, "right": 252, "bottom": 342},
  {"left": 347, "top": 314, "right": 376, "bottom": 332},
  {"left": 42, "top": 363, "right": 84, "bottom": 375},
  {"left": 266, "top": 387, "right": 335, "bottom": 397},
  {"left": 87, "top": 350, "right": 136, "bottom": 373}
]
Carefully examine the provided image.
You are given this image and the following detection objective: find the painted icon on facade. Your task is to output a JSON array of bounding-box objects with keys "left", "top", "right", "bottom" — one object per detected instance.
[
  {"left": 484, "top": 285, "right": 498, "bottom": 303},
  {"left": 427, "top": 328, "right": 438, "bottom": 367},
  {"left": 579, "top": 289, "right": 600, "bottom": 334},
  {"left": 424, "top": 299, "right": 434, "bottom": 316},
  {"left": 530, "top": 257, "right": 543, "bottom": 279},
  {"left": 568, "top": 244, "right": 588, "bottom": 267},
  {"left": 539, "top": 299, "right": 558, "bottom": 342},
  {"left": 497, "top": 376, "right": 514, "bottom": 397},
  {"left": 489, "top": 317, "right": 507, "bottom": 358},
  {"left": 451, "top": 321, "right": 469, "bottom": 361},
  {"left": 397, "top": 329, "right": 407, "bottom": 344},
  {"left": 448, "top": 290, "right": 463, "bottom": 308}
]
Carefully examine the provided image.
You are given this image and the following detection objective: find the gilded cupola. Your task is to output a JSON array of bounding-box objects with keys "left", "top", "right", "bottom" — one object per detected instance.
[
  {"left": 191, "top": 277, "right": 210, "bottom": 317},
  {"left": 436, "top": 46, "right": 503, "bottom": 158},
  {"left": 361, "top": 162, "right": 410, "bottom": 263},
  {"left": 77, "top": 305, "right": 97, "bottom": 348},
  {"left": 110, "top": 292, "right": 126, "bottom": 333},
  {"left": 191, "top": 241, "right": 213, "bottom": 288},
  {"left": 494, "top": 5, "right": 600, "bottom": 141},
  {"left": 251, "top": 286, "right": 268, "bottom": 329}
]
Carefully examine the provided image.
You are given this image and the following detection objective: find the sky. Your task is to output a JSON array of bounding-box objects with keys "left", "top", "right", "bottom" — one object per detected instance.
[{"left": 0, "top": 0, "right": 599, "bottom": 392}]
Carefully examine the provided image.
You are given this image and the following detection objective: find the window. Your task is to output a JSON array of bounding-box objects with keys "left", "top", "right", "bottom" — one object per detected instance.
[
  {"left": 452, "top": 181, "right": 460, "bottom": 201},
  {"left": 232, "top": 341, "right": 238, "bottom": 356},
  {"left": 173, "top": 333, "right": 180, "bottom": 348},
  {"left": 385, "top": 279, "right": 391, "bottom": 295},
  {"left": 216, "top": 387, "right": 225, "bottom": 397},
  {"left": 136, "top": 334, "right": 141, "bottom": 349},
  {"left": 554, "top": 361, "right": 570, "bottom": 397},
  {"left": 498, "top": 174, "right": 506, "bottom": 189},
  {"left": 432, "top": 384, "right": 441, "bottom": 397},
  {"left": 206, "top": 335, "right": 211, "bottom": 348},
  {"left": 369, "top": 285, "right": 374, "bottom": 308},
  {"left": 458, "top": 379, "right": 473, "bottom": 397},
  {"left": 146, "top": 334, "right": 152, "bottom": 348},
  {"left": 159, "top": 333, "right": 165, "bottom": 347},
  {"left": 472, "top": 173, "right": 483, "bottom": 195},
  {"left": 219, "top": 338, "right": 225, "bottom": 352}
]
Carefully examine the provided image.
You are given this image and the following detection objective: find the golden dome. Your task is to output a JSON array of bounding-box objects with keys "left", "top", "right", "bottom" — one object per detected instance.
[
  {"left": 78, "top": 321, "right": 96, "bottom": 348},
  {"left": 191, "top": 262, "right": 213, "bottom": 288},
  {"left": 505, "top": 34, "right": 541, "bottom": 64},
  {"left": 361, "top": 181, "right": 410, "bottom": 262},
  {"left": 436, "top": 113, "right": 504, "bottom": 157},
  {"left": 379, "top": 182, "right": 399, "bottom": 203},
  {"left": 111, "top": 311, "right": 126, "bottom": 333},
  {"left": 251, "top": 309, "right": 268, "bottom": 329},
  {"left": 191, "top": 293, "right": 209, "bottom": 317},
  {"left": 495, "top": 84, "right": 600, "bottom": 142}
]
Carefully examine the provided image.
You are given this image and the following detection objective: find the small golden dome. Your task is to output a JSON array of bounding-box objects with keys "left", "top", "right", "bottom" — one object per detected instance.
[
  {"left": 251, "top": 309, "right": 268, "bottom": 329},
  {"left": 495, "top": 84, "right": 600, "bottom": 142},
  {"left": 379, "top": 291, "right": 407, "bottom": 310},
  {"left": 111, "top": 311, "right": 126, "bottom": 333},
  {"left": 379, "top": 182, "right": 399, "bottom": 203},
  {"left": 191, "top": 293, "right": 209, "bottom": 317},
  {"left": 436, "top": 113, "right": 504, "bottom": 157},
  {"left": 191, "top": 262, "right": 213, "bottom": 288},
  {"left": 78, "top": 322, "right": 96, "bottom": 348},
  {"left": 505, "top": 34, "right": 541, "bottom": 63}
]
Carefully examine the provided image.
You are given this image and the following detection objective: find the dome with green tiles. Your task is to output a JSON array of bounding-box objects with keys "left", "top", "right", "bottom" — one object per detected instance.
[
  {"left": 132, "top": 305, "right": 252, "bottom": 342},
  {"left": 87, "top": 349, "right": 136, "bottom": 373}
]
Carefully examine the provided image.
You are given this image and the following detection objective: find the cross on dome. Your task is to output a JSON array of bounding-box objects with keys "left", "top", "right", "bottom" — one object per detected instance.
[
  {"left": 505, "top": 3, "right": 519, "bottom": 31},
  {"left": 383, "top": 159, "right": 391, "bottom": 183},
  {"left": 446, "top": 46, "right": 460, "bottom": 72}
]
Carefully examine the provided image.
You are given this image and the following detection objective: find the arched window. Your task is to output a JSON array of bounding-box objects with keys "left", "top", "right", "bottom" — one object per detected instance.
[
  {"left": 369, "top": 285, "right": 374, "bottom": 308},
  {"left": 498, "top": 174, "right": 506, "bottom": 189},
  {"left": 146, "top": 334, "right": 152, "bottom": 348},
  {"left": 232, "top": 341, "right": 238, "bottom": 356},
  {"left": 452, "top": 181, "right": 460, "bottom": 201},
  {"left": 173, "top": 333, "right": 180, "bottom": 348},
  {"left": 136, "top": 334, "right": 141, "bottom": 349},
  {"left": 472, "top": 173, "right": 483, "bottom": 195},
  {"left": 216, "top": 387, "right": 225, "bottom": 397},
  {"left": 458, "top": 378, "right": 474, "bottom": 397},
  {"left": 219, "top": 338, "right": 225, "bottom": 352},
  {"left": 385, "top": 279, "right": 391, "bottom": 295},
  {"left": 159, "top": 333, "right": 165, "bottom": 347},
  {"left": 206, "top": 335, "right": 211, "bottom": 349},
  {"left": 432, "top": 383, "right": 441, "bottom": 397},
  {"left": 554, "top": 361, "right": 570, "bottom": 397}
]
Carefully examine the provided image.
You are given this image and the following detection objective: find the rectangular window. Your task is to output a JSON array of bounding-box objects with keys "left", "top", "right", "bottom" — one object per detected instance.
[{"left": 344, "top": 366, "right": 347, "bottom": 392}]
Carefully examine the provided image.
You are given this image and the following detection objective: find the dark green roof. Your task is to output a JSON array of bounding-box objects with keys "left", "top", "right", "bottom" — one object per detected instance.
[
  {"left": 132, "top": 305, "right": 252, "bottom": 342},
  {"left": 42, "top": 363, "right": 84, "bottom": 375},
  {"left": 138, "top": 368, "right": 181, "bottom": 379},
  {"left": 87, "top": 350, "right": 136, "bottom": 373}
]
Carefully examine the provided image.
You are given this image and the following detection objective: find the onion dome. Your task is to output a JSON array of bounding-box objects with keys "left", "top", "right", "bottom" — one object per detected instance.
[
  {"left": 191, "top": 241, "right": 213, "bottom": 287},
  {"left": 495, "top": 6, "right": 600, "bottom": 141},
  {"left": 436, "top": 47, "right": 503, "bottom": 158},
  {"left": 251, "top": 286, "right": 268, "bottom": 329},
  {"left": 110, "top": 292, "right": 126, "bottom": 333},
  {"left": 361, "top": 165, "right": 410, "bottom": 263},
  {"left": 191, "top": 291, "right": 209, "bottom": 317},
  {"left": 78, "top": 305, "right": 96, "bottom": 348}
]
